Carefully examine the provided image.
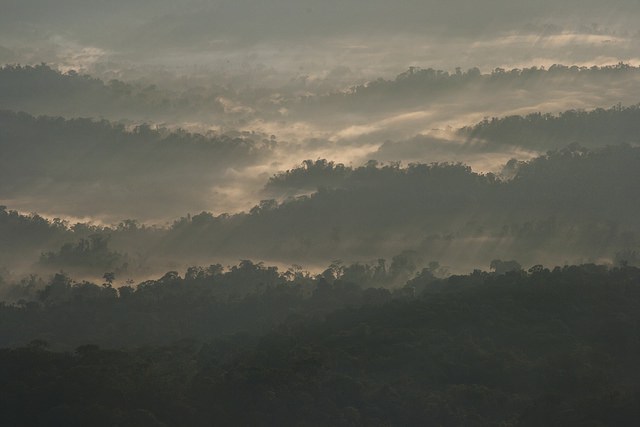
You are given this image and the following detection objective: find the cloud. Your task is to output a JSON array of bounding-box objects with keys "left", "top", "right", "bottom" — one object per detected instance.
[{"left": 373, "top": 133, "right": 539, "bottom": 172}]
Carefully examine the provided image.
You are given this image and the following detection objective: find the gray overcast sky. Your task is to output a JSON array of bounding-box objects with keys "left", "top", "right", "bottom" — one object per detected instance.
[{"left": 2, "top": 1, "right": 639, "bottom": 62}]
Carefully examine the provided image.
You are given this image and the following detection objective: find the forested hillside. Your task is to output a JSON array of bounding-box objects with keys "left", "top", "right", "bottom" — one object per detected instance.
[
  {"left": 3, "top": 1, "right": 640, "bottom": 424},
  {"left": 1, "top": 265, "right": 639, "bottom": 426}
]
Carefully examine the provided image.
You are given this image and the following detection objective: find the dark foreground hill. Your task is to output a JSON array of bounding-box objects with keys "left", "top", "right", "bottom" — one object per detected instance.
[{"left": 1, "top": 264, "right": 639, "bottom": 426}]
